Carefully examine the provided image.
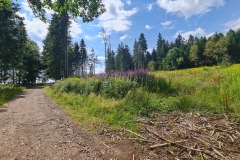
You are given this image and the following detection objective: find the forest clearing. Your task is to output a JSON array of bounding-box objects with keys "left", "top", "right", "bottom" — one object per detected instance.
[
  {"left": 0, "top": 65, "right": 240, "bottom": 159},
  {"left": 1, "top": 0, "right": 240, "bottom": 159}
]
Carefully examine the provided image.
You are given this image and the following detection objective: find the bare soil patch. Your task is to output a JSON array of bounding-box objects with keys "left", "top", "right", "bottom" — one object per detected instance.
[{"left": 0, "top": 87, "right": 116, "bottom": 159}]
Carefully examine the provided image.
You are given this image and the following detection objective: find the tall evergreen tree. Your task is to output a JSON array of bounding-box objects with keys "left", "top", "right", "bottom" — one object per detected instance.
[
  {"left": 115, "top": 43, "right": 132, "bottom": 71},
  {"left": 19, "top": 40, "right": 41, "bottom": 85},
  {"left": 42, "top": 13, "right": 70, "bottom": 80},
  {"left": 106, "top": 47, "right": 115, "bottom": 72},
  {"left": 156, "top": 33, "right": 167, "bottom": 69},
  {"left": 133, "top": 39, "right": 139, "bottom": 69},
  {"left": 72, "top": 42, "right": 80, "bottom": 76},
  {"left": 0, "top": 2, "right": 28, "bottom": 84},
  {"left": 175, "top": 34, "right": 184, "bottom": 48},
  {"left": 138, "top": 33, "right": 148, "bottom": 68},
  {"left": 79, "top": 39, "right": 87, "bottom": 76}
]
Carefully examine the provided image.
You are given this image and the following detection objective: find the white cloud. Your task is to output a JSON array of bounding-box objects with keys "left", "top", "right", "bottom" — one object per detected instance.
[
  {"left": 85, "top": 35, "right": 96, "bottom": 40},
  {"left": 147, "top": 48, "right": 153, "bottom": 53},
  {"left": 161, "top": 20, "right": 175, "bottom": 29},
  {"left": 156, "top": 0, "right": 225, "bottom": 19},
  {"left": 97, "top": 56, "right": 105, "bottom": 60},
  {"left": 21, "top": 1, "right": 33, "bottom": 15},
  {"left": 174, "top": 27, "right": 206, "bottom": 40},
  {"left": 225, "top": 18, "right": 240, "bottom": 31},
  {"left": 145, "top": 25, "right": 152, "bottom": 30},
  {"left": 95, "top": 65, "right": 105, "bottom": 74},
  {"left": 17, "top": 1, "right": 50, "bottom": 50},
  {"left": 206, "top": 32, "right": 215, "bottom": 38},
  {"left": 147, "top": 3, "right": 154, "bottom": 11},
  {"left": 18, "top": 12, "right": 48, "bottom": 51},
  {"left": 69, "top": 20, "right": 83, "bottom": 38},
  {"left": 98, "top": 0, "right": 138, "bottom": 33},
  {"left": 120, "top": 34, "right": 129, "bottom": 41},
  {"left": 18, "top": 0, "right": 83, "bottom": 50},
  {"left": 126, "top": 0, "right": 131, "bottom": 5}
]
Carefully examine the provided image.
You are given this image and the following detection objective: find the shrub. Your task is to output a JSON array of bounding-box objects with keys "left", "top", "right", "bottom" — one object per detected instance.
[
  {"left": 100, "top": 78, "right": 134, "bottom": 99},
  {"left": 0, "top": 85, "right": 24, "bottom": 106}
]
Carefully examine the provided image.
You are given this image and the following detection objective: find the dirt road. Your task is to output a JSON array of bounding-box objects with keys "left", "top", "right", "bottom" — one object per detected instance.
[{"left": 0, "top": 87, "right": 110, "bottom": 160}]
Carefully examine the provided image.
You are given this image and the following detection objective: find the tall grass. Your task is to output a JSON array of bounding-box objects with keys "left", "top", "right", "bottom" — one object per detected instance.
[
  {"left": 155, "top": 64, "right": 240, "bottom": 117},
  {"left": 0, "top": 85, "right": 24, "bottom": 106},
  {"left": 47, "top": 65, "right": 240, "bottom": 130}
]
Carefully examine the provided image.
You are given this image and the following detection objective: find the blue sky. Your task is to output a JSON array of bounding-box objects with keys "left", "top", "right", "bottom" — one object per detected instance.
[{"left": 18, "top": 0, "right": 240, "bottom": 73}]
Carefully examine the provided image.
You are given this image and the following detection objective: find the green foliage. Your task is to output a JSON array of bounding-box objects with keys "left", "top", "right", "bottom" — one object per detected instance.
[
  {"left": 0, "top": 85, "right": 24, "bottom": 106},
  {"left": 106, "top": 48, "right": 115, "bottom": 72},
  {"left": 0, "top": 2, "right": 41, "bottom": 85},
  {"left": 42, "top": 13, "right": 70, "bottom": 80},
  {"left": 148, "top": 60, "right": 157, "bottom": 71},
  {"left": 25, "top": 0, "right": 105, "bottom": 22},
  {"left": 115, "top": 43, "right": 133, "bottom": 71},
  {"left": 100, "top": 78, "right": 133, "bottom": 99},
  {"left": 133, "top": 33, "right": 148, "bottom": 69},
  {"left": 162, "top": 48, "right": 185, "bottom": 70},
  {"left": 121, "top": 89, "right": 161, "bottom": 116},
  {"left": 48, "top": 62, "right": 240, "bottom": 130},
  {"left": 0, "top": 0, "right": 11, "bottom": 7},
  {"left": 52, "top": 77, "right": 133, "bottom": 99},
  {"left": 52, "top": 78, "right": 101, "bottom": 95}
]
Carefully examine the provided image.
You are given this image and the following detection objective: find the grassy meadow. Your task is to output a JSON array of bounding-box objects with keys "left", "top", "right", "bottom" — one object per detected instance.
[
  {"left": 46, "top": 64, "right": 240, "bottom": 130},
  {"left": 0, "top": 85, "right": 24, "bottom": 106}
]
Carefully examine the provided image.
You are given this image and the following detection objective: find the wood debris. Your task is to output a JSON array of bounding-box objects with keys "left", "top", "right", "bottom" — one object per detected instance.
[{"left": 127, "top": 112, "right": 240, "bottom": 159}]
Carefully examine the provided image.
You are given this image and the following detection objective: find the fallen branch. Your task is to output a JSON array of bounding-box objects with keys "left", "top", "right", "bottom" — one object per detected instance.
[
  {"left": 125, "top": 129, "right": 147, "bottom": 140},
  {"left": 150, "top": 140, "right": 185, "bottom": 149},
  {"left": 212, "top": 147, "right": 224, "bottom": 158},
  {"left": 146, "top": 127, "right": 202, "bottom": 152}
]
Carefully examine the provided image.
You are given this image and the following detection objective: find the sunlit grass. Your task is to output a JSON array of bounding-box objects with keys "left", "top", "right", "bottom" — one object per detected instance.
[
  {"left": 46, "top": 64, "right": 240, "bottom": 130},
  {"left": 154, "top": 64, "right": 240, "bottom": 117},
  {"left": 0, "top": 85, "right": 24, "bottom": 106}
]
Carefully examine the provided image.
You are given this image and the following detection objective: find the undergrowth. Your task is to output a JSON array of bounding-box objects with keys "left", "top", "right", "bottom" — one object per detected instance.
[
  {"left": 0, "top": 85, "right": 24, "bottom": 106},
  {"left": 46, "top": 64, "right": 240, "bottom": 130}
]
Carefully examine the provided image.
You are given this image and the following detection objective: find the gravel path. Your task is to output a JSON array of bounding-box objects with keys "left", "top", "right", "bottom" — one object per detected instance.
[{"left": 0, "top": 87, "right": 109, "bottom": 160}]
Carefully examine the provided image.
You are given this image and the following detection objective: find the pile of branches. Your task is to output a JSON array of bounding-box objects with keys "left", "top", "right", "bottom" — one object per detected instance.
[{"left": 126, "top": 112, "right": 240, "bottom": 159}]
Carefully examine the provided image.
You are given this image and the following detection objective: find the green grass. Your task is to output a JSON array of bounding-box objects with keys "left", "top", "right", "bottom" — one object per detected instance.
[
  {"left": 155, "top": 64, "right": 240, "bottom": 117},
  {"left": 46, "top": 64, "right": 240, "bottom": 130},
  {"left": 0, "top": 85, "right": 24, "bottom": 106}
]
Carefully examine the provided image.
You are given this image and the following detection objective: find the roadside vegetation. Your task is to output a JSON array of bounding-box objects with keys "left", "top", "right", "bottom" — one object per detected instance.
[
  {"left": 0, "top": 85, "right": 24, "bottom": 106},
  {"left": 46, "top": 64, "right": 240, "bottom": 130}
]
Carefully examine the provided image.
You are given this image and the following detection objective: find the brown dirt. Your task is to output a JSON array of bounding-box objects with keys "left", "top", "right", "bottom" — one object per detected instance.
[{"left": 0, "top": 87, "right": 117, "bottom": 160}]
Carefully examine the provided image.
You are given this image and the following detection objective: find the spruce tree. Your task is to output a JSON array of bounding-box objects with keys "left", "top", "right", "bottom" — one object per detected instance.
[
  {"left": 42, "top": 13, "right": 70, "bottom": 80},
  {"left": 79, "top": 39, "right": 87, "bottom": 76}
]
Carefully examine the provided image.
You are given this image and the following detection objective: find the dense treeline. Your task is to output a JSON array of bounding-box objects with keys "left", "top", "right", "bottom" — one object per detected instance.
[
  {"left": 41, "top": 13, "right": 91, "bottom": 80},
  {"left": 106, "top": 30, "right": 240, "bottom": 72},
  {"left": 0, "top": 2, "right": 42, "bottom": 84},
  {"left": 2, "top": 2, "right": 240, "bottom": 83}
]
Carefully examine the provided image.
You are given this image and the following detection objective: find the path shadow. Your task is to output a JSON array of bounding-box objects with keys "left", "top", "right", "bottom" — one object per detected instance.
[
  {"left": 0, "top": 108, "right": 7, "bottom": 113},
  {"left": 15, "top": 95, "right": 26, "bottom": 98}
]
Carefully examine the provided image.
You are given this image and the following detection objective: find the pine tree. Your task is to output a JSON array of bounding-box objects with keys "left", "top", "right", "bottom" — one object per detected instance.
[
  {"left": 72, "top": 42, "right": 80, "bottom": 76},
  {"left": 133, "top": 39, "right": 139, "bottom": 69},
  {"left": 19, "top": 40, "right": 41, "bottom": 85},
  {"left": 138, "top": 33, "right": 148, "bottom": 68},
  {"left": 0, "top": 2, "right": 28, "bottom": 84},
  {"left": 151, "top": 49, "right": 157, "bottom": 62},
  {"left": 42, "top": 13, "right": 70, "bottom": 80},
  {"left": 156, "top": 33, "right": 167, "bottom": 69},
  {"left": 106, "top": 47, "right": 115, "bottom": 72},
  {"left": 175, "top": 34, "right": 184, "bottom": 48},
  {"left": 79, "top": 39, "right": 87, "bottom": 76},
  {"left": 115, "top": 43, "right": 132, "bottom": 71}
]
